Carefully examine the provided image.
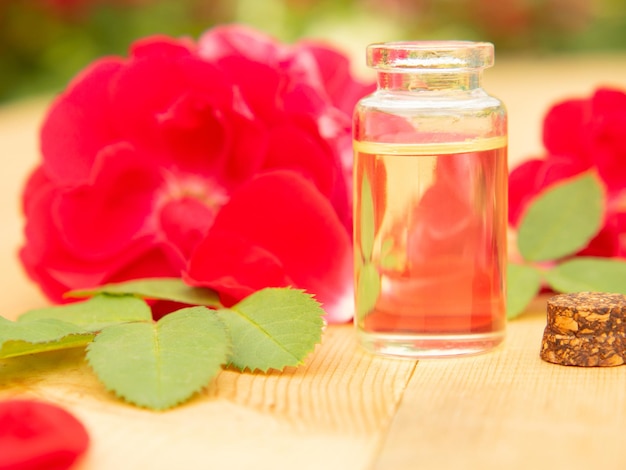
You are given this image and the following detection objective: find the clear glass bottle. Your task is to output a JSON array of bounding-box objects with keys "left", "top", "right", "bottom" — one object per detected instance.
[{"left": 353, "top": 41, "right": 507, "bottom": 358}]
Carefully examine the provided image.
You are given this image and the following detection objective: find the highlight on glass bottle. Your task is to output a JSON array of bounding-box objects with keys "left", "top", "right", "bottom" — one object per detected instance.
[{"left": 353, "top": 41, "right": 508, "bottom": 358}]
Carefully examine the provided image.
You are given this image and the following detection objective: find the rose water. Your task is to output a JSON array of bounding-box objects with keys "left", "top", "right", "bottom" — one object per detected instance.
[
  {"left": 354, "top": 137, "right": 507, "bottom": 357},
  {"left": 353, "top": 41, "right": 507, "bottom": 358}
]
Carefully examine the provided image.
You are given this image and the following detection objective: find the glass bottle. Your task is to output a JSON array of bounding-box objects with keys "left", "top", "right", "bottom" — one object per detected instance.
[{"left": 353, "top": 41, "right": 507, "bottom": 358}]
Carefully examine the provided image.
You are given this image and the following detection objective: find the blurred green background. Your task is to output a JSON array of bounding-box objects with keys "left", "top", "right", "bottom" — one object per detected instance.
[{"left": 1, "top": 0, "right": 625, "bottom": 103}]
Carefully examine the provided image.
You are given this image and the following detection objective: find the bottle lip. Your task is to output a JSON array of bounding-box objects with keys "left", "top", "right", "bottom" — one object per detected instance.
[{"left": 367, "top": 41, "right": 494, "bottom": 71}]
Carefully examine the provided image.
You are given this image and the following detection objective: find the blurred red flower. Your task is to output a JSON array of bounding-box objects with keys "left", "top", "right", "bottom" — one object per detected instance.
[
  {"left": 20, "top": 25, "right": 373, "bottom": 322},
  {"left": 509, "top": 87, "right": 626, "bottom": 258},
  {"left": 0, "top": 399, "right": 89, "bottom": 470}
]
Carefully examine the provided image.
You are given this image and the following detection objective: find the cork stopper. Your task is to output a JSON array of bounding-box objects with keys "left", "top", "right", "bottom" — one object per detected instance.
[{"left": 540, "top": 292, "right": 626, "bottom": 367}]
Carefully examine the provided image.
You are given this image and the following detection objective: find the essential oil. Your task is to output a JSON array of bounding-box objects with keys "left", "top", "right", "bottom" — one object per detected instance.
[
  {"left": 354, "top": 138, "right": 507, "bottom": 356},
  {"left": 353, "top": 41, "right": 507, "bottom": 357}
]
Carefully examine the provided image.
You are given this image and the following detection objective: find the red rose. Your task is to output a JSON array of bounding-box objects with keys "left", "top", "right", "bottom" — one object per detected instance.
[
  {"left": 509, "top": 87, "right": 626, "bottom": 257},
  {"left": 0, "top": 399, "right": 89, "bottom": 470},
  {"left": 20, "top": 25, "right": 373, "bottom": 322}
]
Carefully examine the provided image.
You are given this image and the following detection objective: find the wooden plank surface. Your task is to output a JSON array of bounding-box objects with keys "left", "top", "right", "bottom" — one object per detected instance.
[
  {"left": 0, "top": 325, "right": 417, "bottom": 470},
  {"left": 1, "top": 53, "right": 626, "bottom": 469},
  {"left": 375, "top": 300, "right": 626, "bottom": 469}
]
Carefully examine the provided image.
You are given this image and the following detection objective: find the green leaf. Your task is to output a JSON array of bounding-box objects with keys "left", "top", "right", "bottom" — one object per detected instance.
[
  {"left": 545, "top": 257, "right": 626, "bottom": 294},
  {"left": 517, "top": 172, "right": 604, "bottom": 262},
  {"left": 216, "top": 288, "right": 325, "bottom": 372},
  {"left": 360, "top": 172, "right": 375, "bottom": 261},
  {"left": 0, "top": 317, "right": 94, "bottom": 359},
  {"left": 356, "top": 263, "right": 381, "bottom": 319},
  {"left": 380, "top": 238, "right": 401, "bottom": 270},
  {"left": 506, "top": 263, "right": 542, "bottom": 320},
  {"left": 19, "top": 295, "right": 152, "bottom": 332},
  {"left": 67, "top": 278, "right": 222, "bottom": 308},
  {"left": 86, "top": 307, "right": 230, "bottom": 410}
]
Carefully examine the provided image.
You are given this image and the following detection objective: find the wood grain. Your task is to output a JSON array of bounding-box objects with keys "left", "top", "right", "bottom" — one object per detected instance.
[
  {"left": 375, "top": 304, "right": 626, "bottom": 469},
  {"left": 0, "top": 326, "right": 417, "bottom": 470},
  {"left": 212, "top": 326, "right": 417, "bottom": 435}
]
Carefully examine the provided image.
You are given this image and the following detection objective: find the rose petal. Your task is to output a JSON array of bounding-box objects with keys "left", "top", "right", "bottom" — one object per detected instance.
[
  {"left": 0, "top": 399, "right": 89, "bottom": 470},
  {"left": 211, "top": 56, "right": 285, "bottom": 123},
  {"left": 615, "top": 211, "right": 626, "bottom": 257},
  {"left": 109, "top": 51, "right": 233, "bottom": 157},
  {"left": 220, "top": 107, "right": 269, "bottom": 184},
  {"left": 55, "top": 143, "right": 162, "bottom": 259},
  {"left": 20, "top": 182, "right": 78, "bottom": 301},
  {"left": 578, "top": 218, "right": 621, "bottom": 258},
  {"left": 187, "top": 170, "right": 352, "bottom": 319},
  {"left": 263, "top": 123, "right": 335, "bottom": 196},
  {"left": 590, "top": 112, "right": 626, "bottom": 193},
  {"left": 40, "top": 58, "right": 124, "bottom": 185},
  {"left": 281, "top": 81, "right": 329, "bottom": 118},
  {"left": 591, "top": 87, "right": 626, "bottom": 115},
  {"left": 542, "top": 98, "right": 590, "bottom": 162},
  {"left": 20, "top": 163, "right": 179, "bottom": 301},
  {"left": 197, "top": 24, "right": 287, "bottom": 66},
  {"left": 294, "top": 42, "right": 376, "bottom": 115},
  {"left": 21, "top": 166, "right": 53, "bottom": 219},
  {"left": 185, "top": 230, "right": 292, "bottom": 305},
  {"left": 131, "top": 35, "right": 195, "bottom": 59},
  {"left": 159, "top": 196, "right": 216, "bottom": 259},
  {"left": 102, "top": 244, "right": 184, "bottom": 285},
  {"left": 508, "top": 159, "right": 544, "bottom": 226},
  {"left": 199, "top": 25, "right": 375, "bottom": 116},
  {"left": 156, "top": 93, "right": 231, "bottom": 172}
]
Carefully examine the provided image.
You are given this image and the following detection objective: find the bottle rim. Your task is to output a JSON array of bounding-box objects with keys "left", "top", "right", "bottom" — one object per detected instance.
[{"left": 367, "top": 41, "right": 494, "bottom": 71}]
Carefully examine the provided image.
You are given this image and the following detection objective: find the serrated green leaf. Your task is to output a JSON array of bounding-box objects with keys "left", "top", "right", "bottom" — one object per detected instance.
[
  {"left": 517, "top": 172, "right": 604, "bottom": 262},
  {"left": 86, "top": 307, "right": 230, "bottom": 410},
  {"left": 0, "top": 317, "right": 94, "bottom": 358},
  {"left": 360, "top": 172, "right": 375, "bottom": 261},
  {"left": 0, "top": 335, "right": 95, "bottom": 359},
  {"left": 506, "top": 263, "right": 543, "bottom": 320},
  {"left": 216, "top": 288, "right": 324, "bottom": 372},
  {"left": 66, "top": 278, "right": 222, "bottom": 308},
  {"left": 545, "top": 257, "right": 626, "bottom": 294},
  {"left": 356, "top": 263, "right": 381, "bottom": 319},
  {"left": 19, "top": 295, "right": 152, "bottom": 332}
]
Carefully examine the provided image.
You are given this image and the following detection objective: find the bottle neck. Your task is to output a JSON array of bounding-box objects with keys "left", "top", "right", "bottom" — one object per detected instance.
[{"left": 376, "top": 70, "right": 483, "bottom": 92}]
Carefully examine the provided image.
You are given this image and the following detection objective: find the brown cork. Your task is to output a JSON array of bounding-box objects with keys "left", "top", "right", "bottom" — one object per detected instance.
[{"left": 540, "top": 292, "right": 626, "bottom": 367}]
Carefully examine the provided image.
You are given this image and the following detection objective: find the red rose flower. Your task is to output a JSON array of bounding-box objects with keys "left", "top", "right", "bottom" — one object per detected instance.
[
  {"left": 509, "top": 87, "right": 626, "bottom": 258},
  {"left": 0, "top": 399, "right": 89, "bottom": 470},
  {"left": 20, "top": 25, "right": 373, "bottom": 322}
]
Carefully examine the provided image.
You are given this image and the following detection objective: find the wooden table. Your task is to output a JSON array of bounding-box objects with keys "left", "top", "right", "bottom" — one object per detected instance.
[{"left": 1, "top": 53, "right": 626, "bottom": 469}]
